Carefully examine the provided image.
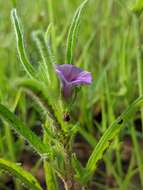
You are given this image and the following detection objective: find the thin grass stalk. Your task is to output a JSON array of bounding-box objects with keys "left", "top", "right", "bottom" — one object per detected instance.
[
  {"left": 105, "top": 74, "right": 123, "bottom": 179},
  {"left": 5, "top": 90, "right": 22, "bottom": 190},
  {"left": 43, "top": 121, "right": 59, "bottom": 190},
  {"left": 134, "top": 17, "right": 143, "bottom": 131},
  {"left": 130, "top": 123, "right": 143, "bottom": 187},
  {"left": 119, "top": 155, "right": 135, "bottom": 190},
  {"left": 132, "top": 15, "right": 143, "bottom": 187},
  {"left": 46, "top": 0, "right": 56, "bottom": 55}
]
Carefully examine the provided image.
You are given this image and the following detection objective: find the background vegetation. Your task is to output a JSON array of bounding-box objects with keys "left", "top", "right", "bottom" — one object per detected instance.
[{"left": 0, "top": 0, "right": 143, "bottom": 189}]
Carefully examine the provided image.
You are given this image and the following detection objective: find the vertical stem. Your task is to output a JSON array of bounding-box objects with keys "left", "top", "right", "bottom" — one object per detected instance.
[
  {"left": 5, "top": 90, "right": 22, "bottom": 190},
  {"left": 47, "top": 0, "right": 56, "bottom": 55},
  {"left": 133, "top": 16, "right": 143, "bottom": 187},
  {"left": 130, "top": 124, "right": 143, "bottom": 186},
  {"left": 134, "top": 16, "right": 143, "bottom": 130},
  {"left": 101, "top": 95, "right": 106, "bottom": 132},
  {"left": 44, "top": 161, "right": 58, "bottom": 190},
  {"left": 43, "top": 121, "right": 59, "bottom": 190},
  {"left": 5, "top": 125, "right": 20, "bottom": 190},
  {"left": 64, "top": 139, "right": 84, "bottom": 190},
  {"left": 119, "top": 155, "right": 135, "bottom": 190},
  {"left": 105, "top": 74, "right": 123, "bottom": 179}
]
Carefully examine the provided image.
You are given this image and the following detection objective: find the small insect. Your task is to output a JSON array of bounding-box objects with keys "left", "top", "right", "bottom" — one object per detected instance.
[{"left": 63, "top": 112, "right": 70, "bottom": 122}]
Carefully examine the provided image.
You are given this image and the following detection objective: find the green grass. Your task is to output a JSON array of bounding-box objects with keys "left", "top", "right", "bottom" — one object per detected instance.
[{"left": 0, "top": 0, "right": 143, "bottom": 190}]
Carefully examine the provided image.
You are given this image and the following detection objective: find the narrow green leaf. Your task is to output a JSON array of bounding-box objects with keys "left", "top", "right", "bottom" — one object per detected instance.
[
  {"left": 82, "top": 96, "right": 143, "bottom": 183},
  {"left": 66, "top": 0, "right": 88, "bottom": 64},
  {"left": 71, "top": 154, "right": 85, "bottom": 179},
  {"left": 131, "top": 0, "right": 143, "bottom": 16},
  {"left": 44, "top": 161, "right": 59, "bottom": 190},
  {"left": 0, "top": 158, "right": 43, "bottom": 190},
  {"left": 32, "top": 30, "right": 57, "bottom": 86},
  {"left": 17, "top": 79, "right": 61, "bottom": 127},
  {"left": 0, "top": 104, "right": 50, "bottom": 156},
  {"left": 32, "top": 31, "right": 50, "bottom": 84},
  {"left": 45, "top": 23, "right": 53, "bottom": 41},
  {"left": 11, "top": 9, "right": 36, "bottom": 78}
]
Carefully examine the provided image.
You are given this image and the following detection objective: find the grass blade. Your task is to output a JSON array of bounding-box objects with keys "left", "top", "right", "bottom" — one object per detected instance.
[
  {"left": 0, "top": 158, "right": 43, "bottom": 190},
  {"left": 46, "top": 0, "right": 56, "bottom": 54},
  {"left": 66, "top": 0, "right": 88, "bottom": 64},
  {"left": 11, "top": 9, "right": 36, "bottom": 78},
  {"left": 0, "top": 104, "right": 50, "bottom": 156},
  {"left": 82, "top": 96, "right": 143, "bottom": 184}
]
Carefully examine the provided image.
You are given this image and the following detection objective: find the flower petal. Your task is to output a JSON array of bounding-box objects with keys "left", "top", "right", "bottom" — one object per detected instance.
[
  {"left": 55, "top": 65, "right": 68, "bottom": 85},
  {"left": 71, "top": 71, "right": 92, "bottom": 86},
  {"left": 62, "top": 84, "right": 73, "bottom": 99},
  {"left": 55, "top": 64, "right": 92, "bottom": 99},
  {"left": 55, "top": 64, "right": 83, "bottom": 82}
]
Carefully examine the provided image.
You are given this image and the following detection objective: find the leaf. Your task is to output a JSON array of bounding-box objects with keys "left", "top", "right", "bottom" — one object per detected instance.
[
  {"left": 131, "top": 0, "right": 143, "bottom": 16},
  {"left": 16, "top": 79, "right": 61, "bottom": 128},
  {"left": 32, "top": 31, "right": 51, "bottom": 84},
  {"left": 71, "top": 154, "right": 85, "bottom": 179},
  {"left": 0, "top": 104, "right": 50, "bottom": 156},
  {"left": 66, "top": 0, "right": 88, "bottom": 64},
  {"left": 0, "top": 158, "right": 43, "bottom": 190},
  {"left": 11, "top": 9, "right": 36, "bottom": 78},
  {"left": 45, "top": 23, "right": 53, "bottom": 41},
  {"left": 81, "top": 96, "right": 143, "bottom": 184},
  {"left": 32, "top": 30, "right": 57, "bottom": 86}
]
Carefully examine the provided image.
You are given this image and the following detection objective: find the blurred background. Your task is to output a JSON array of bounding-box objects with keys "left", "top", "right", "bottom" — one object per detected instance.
[{"left": 0, "top": 0, "right": 143, "bottom": 189}]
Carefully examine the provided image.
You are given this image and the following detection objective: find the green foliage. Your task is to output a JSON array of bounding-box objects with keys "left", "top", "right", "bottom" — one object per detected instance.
[
  {"left": 71, "top": 153, "right": 85, "bottom": 180},
  {"left": 0, "top": 104, "right": 50, "bottom": 156},
  {"left": 81, "top": 96, "right": 143, "bottom": 184},
  {"left": 32, "top": 29, "right": 57, "bottom": 86},
  {"left": 66, "top": 0, "right": 88, "bottom": 64},
  {"left": 16, "top": 79, "right": 62, "bottom": 128},
  {"left": 131, "top": 0, "right": 143, "bottom": 16},
  {"left": 32, "top": 31, "right": 51, "bottom": 84},
  {"left": 11, "top": 9, "right": 37, "bottom": 79},
  {"left": 0, "top": 158, "right": 43, "bottom": 190},
  {"left": 1, "top": 0, "right": 143, "bottom": 189}
]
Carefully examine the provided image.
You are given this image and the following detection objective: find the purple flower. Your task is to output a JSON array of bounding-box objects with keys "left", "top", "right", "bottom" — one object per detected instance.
[{"left": 55, "top": 64, "right": 92, "bottom": 99}]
